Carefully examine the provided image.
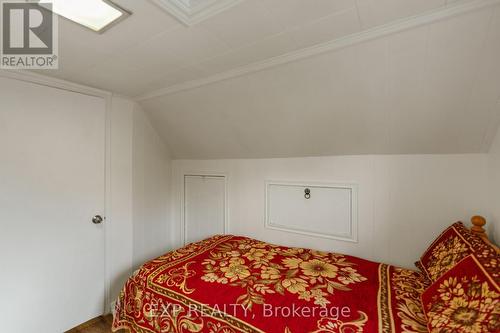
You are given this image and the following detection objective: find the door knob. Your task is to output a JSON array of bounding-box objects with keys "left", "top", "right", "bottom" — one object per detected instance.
[{"left": 92, "top": 215, "right": 104, "bottom": 224}]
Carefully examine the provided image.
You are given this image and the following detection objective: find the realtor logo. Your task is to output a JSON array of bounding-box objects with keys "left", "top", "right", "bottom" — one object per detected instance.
[{"left": 1, "top": 0, "right": 58, "bottom": 69}]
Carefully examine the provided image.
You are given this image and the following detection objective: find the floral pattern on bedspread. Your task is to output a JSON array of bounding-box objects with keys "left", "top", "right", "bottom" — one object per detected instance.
[
  {"left": 199, "top": 237, "right": 367, "bottom": 309},
  {"left": 391, "top": 268, "right": 430, "bottom": 333},
  {"left": 112, "top": 235, "right": 430, "bottom": 333}
]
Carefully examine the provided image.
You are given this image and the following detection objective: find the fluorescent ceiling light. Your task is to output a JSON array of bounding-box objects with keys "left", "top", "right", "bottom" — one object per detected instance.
[{"left": 38, "top": 0, "right": 130, "bottom": 32}]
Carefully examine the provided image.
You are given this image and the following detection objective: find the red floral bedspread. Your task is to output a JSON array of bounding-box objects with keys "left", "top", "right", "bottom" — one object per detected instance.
[{"left": 113, "top": 235, "right": 429, "bottom": 333}]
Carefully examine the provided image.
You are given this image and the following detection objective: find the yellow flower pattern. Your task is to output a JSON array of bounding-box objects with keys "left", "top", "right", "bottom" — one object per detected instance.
[
  {"left": 201, "top": 238, "right": 367, "bottom": 308},
  {"left": 300, "top": 259, "right": 338, "bottom": 278},
  {"left": 427, "top": 236, "right": 469, "bottom": 281},
  {"left": 426, "top": 276, "right": 500, "bottom": 333},
  {"left": 392, "top": 268, "right": 430, "bottom": 333},
  {"left": 221, "top": 262, "right": 251, "bottom": 282}
]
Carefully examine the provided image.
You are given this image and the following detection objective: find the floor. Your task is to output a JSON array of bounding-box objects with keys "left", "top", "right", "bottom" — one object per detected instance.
[{"left": 66, "top": 315, "right": 125, "bottom": 333}]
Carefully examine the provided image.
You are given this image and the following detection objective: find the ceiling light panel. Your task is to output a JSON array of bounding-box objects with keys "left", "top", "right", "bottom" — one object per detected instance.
[{"left": 38, "top": 0, "right": 130, "bottom": 33}]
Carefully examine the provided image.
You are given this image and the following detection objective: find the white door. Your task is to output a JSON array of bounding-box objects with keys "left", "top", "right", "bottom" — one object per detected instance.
[
  {"left": 0, "top": 77, "right": 106, "bottom": 332},
  {"left": 184, "top": 175, "right": 226, "bottom": 244}
]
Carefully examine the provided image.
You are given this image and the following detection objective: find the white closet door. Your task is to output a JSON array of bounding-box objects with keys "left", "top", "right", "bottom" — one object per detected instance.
[
  {"left": 0, "top": 77, "right": 106, "bottom": 332},
  {"left": 184, "top": 175, "right": 226, "bottom": 244}
]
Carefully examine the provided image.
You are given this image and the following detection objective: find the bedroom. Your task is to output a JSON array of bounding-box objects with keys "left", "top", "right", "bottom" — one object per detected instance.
[{"left": 0, "top": 0, "right": 499, "bottom": 332}]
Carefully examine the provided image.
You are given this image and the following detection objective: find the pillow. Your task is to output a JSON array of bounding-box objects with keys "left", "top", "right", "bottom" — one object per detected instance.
[
  {"left": 453, "top": 223, "right": 499, "bottom": 283},
  {"left": 416, "top": 222, "right": 473, "bottom": 281},
  {"left": 421, "top": 255, "right": 499, "bottom": 333}
]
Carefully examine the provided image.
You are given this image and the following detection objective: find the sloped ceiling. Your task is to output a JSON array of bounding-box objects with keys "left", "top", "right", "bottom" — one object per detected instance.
[
  {"left": 35, "top": 0, "right": 483, "bottom": 97},
  {"left": 30, "top": 0, "right": 500, "bottom": 159},
  {"left": 141, "top": 4, "right": 500, "bottom": 159}
]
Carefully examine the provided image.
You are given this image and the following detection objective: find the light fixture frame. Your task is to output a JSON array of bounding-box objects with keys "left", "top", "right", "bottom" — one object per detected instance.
[{"left": 35, "top": 0, "right": 131, "bottom": 34}]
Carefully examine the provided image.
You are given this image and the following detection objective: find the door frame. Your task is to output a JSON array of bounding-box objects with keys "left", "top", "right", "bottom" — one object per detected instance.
[
  {"left": 0, "top": 69, "right": 114, "bottom": 314},
  {"left": 181, "top": 172, "right": 229, "bottom": 246}
]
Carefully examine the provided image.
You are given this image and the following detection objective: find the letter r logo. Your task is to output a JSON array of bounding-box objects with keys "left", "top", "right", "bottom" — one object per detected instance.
[{"left": 2, "top": 2, "right": 53, "bottom": 54}]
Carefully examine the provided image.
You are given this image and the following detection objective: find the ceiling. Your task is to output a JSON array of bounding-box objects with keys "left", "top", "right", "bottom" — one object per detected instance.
[
  {"left": 32, "top": 0, "right": 500, "bottom": 159},
  {"left": 142, "top": 3, "right": 500, "bottom": 159},
  {"left": 33, "top": 0, "right": 484, "bottom": 97}
]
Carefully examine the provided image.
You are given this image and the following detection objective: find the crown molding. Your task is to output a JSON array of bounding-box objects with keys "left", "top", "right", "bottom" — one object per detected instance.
[
  {"left": 136, "top": 0, "right": 500, "bottom": 101},
  {"left": 0, "top": 69, "right": 112, "bottom": 98}
]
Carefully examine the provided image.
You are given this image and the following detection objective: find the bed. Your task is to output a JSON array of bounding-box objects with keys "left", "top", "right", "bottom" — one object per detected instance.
[{"left": 112, "top": 216, "right": 499, "bottom": 333}]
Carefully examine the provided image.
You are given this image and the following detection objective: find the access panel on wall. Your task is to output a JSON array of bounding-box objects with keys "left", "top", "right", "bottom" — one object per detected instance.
[{"left": 266, "top": 181, "right": 358, "bottom": 242}]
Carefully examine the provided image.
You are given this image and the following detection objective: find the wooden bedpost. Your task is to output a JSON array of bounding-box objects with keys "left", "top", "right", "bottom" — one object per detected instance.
[
  {"left": 471, "top": 215, "right": 488, "bottom": 241},
  {"left": 470, "top": 215, "right": 500, "bottom": 253}
]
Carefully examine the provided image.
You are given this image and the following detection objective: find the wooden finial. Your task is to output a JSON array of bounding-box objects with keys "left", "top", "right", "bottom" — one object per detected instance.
[
  {"left": 470, "top": 215, "right": 500, "bottom": 253},
  {"left": 471, "top": 215, "right": 487, "bottom": 239}
]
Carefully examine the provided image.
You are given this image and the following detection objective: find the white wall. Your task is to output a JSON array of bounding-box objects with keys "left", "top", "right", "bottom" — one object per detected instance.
[
  {"left": 107, "top": 97, "right": 134, "bottom": 305},
  {"left": 171, "top": 154, "right": 488, "bottom": 269},
  {"left": 99, "top": 96, "right": 173, "bottom": 307},
  {"left": 488, "top": 126, "right": 500, "bottom": 243},
  {"left": 132, "top": 104, "right": 172, "bottom": 268}
]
